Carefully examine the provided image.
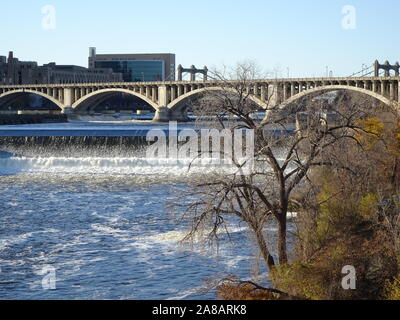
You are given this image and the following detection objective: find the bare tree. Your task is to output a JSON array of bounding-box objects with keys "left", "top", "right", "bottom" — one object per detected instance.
[{"left": 176, "top": 61, "right": 379, "bottom": 273}]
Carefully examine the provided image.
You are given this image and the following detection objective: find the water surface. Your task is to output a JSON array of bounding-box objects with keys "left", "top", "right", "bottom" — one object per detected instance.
[{"left": 0, "top": 123, "right": 290, "bottom": 300}]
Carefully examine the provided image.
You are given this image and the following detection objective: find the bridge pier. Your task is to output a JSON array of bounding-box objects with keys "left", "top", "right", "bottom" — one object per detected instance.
[
  {"left": 153, "top": 107, "right": 170, "bottom": 122},
  {"left": 152, "top": 107, "right": 190, "bottom": 122},
  {"left": 62, "top": 107, "right": 74, "bottom": 114}
]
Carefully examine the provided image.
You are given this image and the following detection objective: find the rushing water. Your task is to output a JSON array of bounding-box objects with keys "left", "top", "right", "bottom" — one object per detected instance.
[{"left": 0, "top": 122, "right": 293, "bottom": 300}]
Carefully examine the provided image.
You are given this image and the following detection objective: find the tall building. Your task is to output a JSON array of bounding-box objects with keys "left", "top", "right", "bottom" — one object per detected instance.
[
  {"left": 88, "top": 47, "right": 175, "bottom": 82},
  {"left": 0, "top": 51, "right": 123, "bottom": 85}
]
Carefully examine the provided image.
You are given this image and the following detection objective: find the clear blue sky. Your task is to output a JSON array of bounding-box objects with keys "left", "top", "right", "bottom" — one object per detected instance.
[{"left": 1, "top": 0, "right": 399, "bottom": 77}]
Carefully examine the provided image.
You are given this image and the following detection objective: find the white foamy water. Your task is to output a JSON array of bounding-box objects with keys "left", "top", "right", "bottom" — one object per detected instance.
[{"left": 0, "top": 156, "right": 242, "bottom": 175}]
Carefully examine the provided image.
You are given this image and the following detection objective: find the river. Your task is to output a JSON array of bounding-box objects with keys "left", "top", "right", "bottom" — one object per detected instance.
[{"left": 0, "top": 121, "right": 292, "bottom": 300}]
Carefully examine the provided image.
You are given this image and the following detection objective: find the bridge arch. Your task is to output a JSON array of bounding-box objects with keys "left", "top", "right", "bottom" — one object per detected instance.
[
  {"left": 72, "top": 88, "right": 160, "bottom": 112},
  {"left": 0, "top": 89, "right": 65, "bottom": 110},
  {"left": 168, "top": 86, "right": 268, "bottom": 112},
  {"left": 85, "top": 92, "right": 121, "bottom": 113},
  {"left": 281, "top": 85, "right": 394, "bottom": 109}
]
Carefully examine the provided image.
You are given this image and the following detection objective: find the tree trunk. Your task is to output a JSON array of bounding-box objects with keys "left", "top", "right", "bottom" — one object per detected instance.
[
  {"left": 254, "top": 228, "right": 275, "bottom": 271},
  {"left": 278, "top": 215, "right": 288, "bottom": 264}
]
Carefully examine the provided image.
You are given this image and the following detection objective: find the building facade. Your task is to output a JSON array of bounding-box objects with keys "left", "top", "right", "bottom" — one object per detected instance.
[
  {"left": 88, "top": 47, "right": 175, "bottom": 82},
  {"left": 0, "top": 51, "right": 123, "bottom": 85}
]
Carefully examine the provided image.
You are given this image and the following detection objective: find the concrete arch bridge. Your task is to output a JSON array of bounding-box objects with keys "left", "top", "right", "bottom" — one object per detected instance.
[{"left": 0, "top": 77, "right": 398, "bottom": 121}]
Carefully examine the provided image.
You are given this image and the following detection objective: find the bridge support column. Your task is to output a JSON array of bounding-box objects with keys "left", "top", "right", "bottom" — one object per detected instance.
[
  {"left": 390, "top": 82, "right": 395, "bottom": 101},
  {"left": 253, "top": 85, "right": 259, "bottom": 97},
  {"left": 61, "top": 88, "right": 74, "bottom": 114},
  {"left": 171, "top": 86, "right": 176, "bottom": 101},
  {"left": 76, "top": 88, "right": 80, "bottom": 101},
  {"left": 62, "top": 107, "right": 74, "bottom": 114},
  {"left": 146, "top": 86, "right": 151, "bottom": 99},
  {"left": 152, "top": 87, "right": 157, "bottom": 102},
  {"left": 268, "top": 84, "right": 278, "bottom": 106},
  {"left": 153, "top": 107, "right": 170, "bottom": 122},
  {"left": 158, "top": 85, "right": 168, "bottom": 107},
  {"left": 59, "top": 89, "right": 64, "bottom": 104},
  {"left": 260, "top": 85, "right": 266, "bottom": 102},
  {"left": 283, "top": 83, "right": 288, "bottom": 100},
  {"left": 381, "top": 81, "right": 386, "bottom": 97},
  {"left": 63, "top": 88, "right": 73, "bottom": 106}
]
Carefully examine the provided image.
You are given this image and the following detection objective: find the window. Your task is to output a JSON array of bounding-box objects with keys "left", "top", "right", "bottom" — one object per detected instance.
[{"left": 94, "top": 60, "right": 165, "bottom": 82}]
